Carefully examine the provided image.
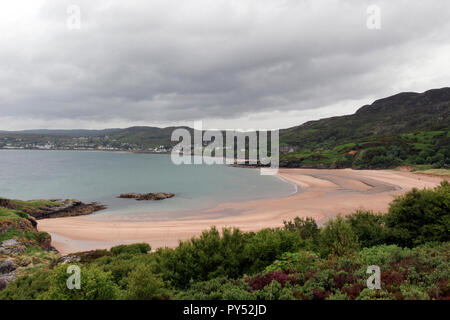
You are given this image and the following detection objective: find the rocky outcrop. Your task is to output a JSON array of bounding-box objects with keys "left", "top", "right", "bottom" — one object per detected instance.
[
  {"left": 0, "top": 257, "right": 18, "bottom": 290},
  {"left": 0, "top": 204, "right": 63, "bottom": 291},
  {"left": 0, "top": 197, "right": 106, "bottom": 220},
  {"left": 0, "top": 240, "right": 26, "bottom": 255},
  {"left": 0, "top": 198, "right": 15, "bottom": 209},
  {"left": 58, "top": 255, "right": 81, "bottom": 265},
  {"left": 118, "top": 192, "right": 175, "bottom": 201},
  {"left": 29, "top": 200, "right": 106, "bottom": 220},
  {"left": 0, "top": 258, "right": 16, "bottom": 274},
  {"left": 58, "top": 249, "right": 110, "bottom": 264},
  {"left": 0, "top": 271, "right": 17, "bottom": 291}
]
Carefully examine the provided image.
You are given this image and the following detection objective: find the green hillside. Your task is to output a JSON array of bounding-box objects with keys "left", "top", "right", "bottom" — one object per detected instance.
[{"left": 279, "top": 88, "right": 450, "bottom": 169}]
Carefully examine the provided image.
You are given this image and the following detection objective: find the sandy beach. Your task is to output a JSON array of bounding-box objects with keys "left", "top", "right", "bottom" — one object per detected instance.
[{"left": 37, "top": 168, "right": 445, "bottom": 255}]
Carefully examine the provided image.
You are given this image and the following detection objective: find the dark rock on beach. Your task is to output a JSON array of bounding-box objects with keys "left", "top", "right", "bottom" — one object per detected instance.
[
  {"left": 29, "top": 200, "right": 106, "bottom": 220},
  {"left": 0, "top": 197, "right": 106, "bottom": 220},
  {"left": 118, "top": 192, "right": 175, "bottom": 201}
]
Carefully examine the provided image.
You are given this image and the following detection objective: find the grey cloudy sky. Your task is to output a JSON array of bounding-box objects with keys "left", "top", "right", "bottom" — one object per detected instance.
[{"left": 1, "top": 0, "right": 449, "bottom": 130}]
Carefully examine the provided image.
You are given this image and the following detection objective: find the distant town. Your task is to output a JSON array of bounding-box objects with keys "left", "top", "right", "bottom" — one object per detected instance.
[{"left": 0, "top": 135, "right": 171, "bottom": 153}]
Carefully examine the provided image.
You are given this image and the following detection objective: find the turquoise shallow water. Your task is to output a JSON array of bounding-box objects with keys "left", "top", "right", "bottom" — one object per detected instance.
[{"left": 0, "top": 150, "right": 296, "bottom": 221}]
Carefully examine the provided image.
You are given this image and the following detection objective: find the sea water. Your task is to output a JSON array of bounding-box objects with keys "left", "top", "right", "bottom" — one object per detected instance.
[{"left": 0, "top": 150, "right": 296, "bottom": 221}]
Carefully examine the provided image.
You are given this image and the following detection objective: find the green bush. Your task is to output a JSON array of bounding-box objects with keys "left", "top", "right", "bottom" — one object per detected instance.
[
  {"left": 318, "top": 217, "right": 359, "bottom": 257},
  {"left": 385, "top": 181, "right": 450, "bottom": 247},
  {"left": 150, "top": 227, "right": 250, "bottom": 288},
  {"left": 42, "top": 264, "right": 120, "bottom": 300},
  {"left": 345, "top": 210, "right": 386, "bottom": 247},
  {"left": 283, "top": 216, "right": 319, "bottom": 241},
  {"left": 110, "top": 243, "right": 151, "bottom": 255},
  {"left": 176, "top": 277, "right": 254, "bottom": 300},
  {"left": 1, "top": 264, "right": 120, "bottom": 300},
  {"left": 0, "top": 270, "right": 53, "bottom": 300},
  {"left": 253, "top": 280, "right": 296, "bottom": 300},
  {"left": 124, "top": 264, "right": 171, "bottom": 300},
  {"left": 354, "top": 147, "right": 401, "bottom": 169},
  {"left": 243, "top": 228, "right": 302, "bottom": 274},
  {"left": 36, "top": 231, "right": 51, "bottom": 243},
  {"left": 264, "top": 250, "right": 318, "bottom": 275}
]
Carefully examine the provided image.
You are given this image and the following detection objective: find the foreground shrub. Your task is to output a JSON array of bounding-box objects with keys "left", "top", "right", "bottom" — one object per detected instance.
[
  {"left": 283, "top": 217, "right": 319, "bottom": 241},
  {"left": 110, "top": 243, "right": 151, "bottom": 256},
  {"left": 42, "top": 264, "right": 120, "bottom": 300},
  {"left": 124, "top": 263, "right": 171, "bottom": 300},
  {"left": 385, "top": 181, "right": 450, "bottom": 247},
  {"left": 176, "top": 277, "right": 254, "bottom": 300},
  {"left": 318, "top": 217, "right": 359, "bottom": 257},
  {"left": 264, "top": 250, "right": 318, "bottom": 276},
  {"left": 345, "top": 210, "right": 387, "bottom": 247},
  {"left": 253, "top": 280, "right": 296, "bottom": 300},
  {"left": 243, "top": 228, "right": 302, "bottom": 274},
  {"left": 0, "top": 270, "right": 53, "bottom": 300},
  {"left": 246, "top": 270, "right": 300, "bottom": 291}
]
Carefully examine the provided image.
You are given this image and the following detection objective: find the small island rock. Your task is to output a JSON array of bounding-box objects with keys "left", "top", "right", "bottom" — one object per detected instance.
[{"left": 118, "top": 192, "right": 175, "bottom": 201}]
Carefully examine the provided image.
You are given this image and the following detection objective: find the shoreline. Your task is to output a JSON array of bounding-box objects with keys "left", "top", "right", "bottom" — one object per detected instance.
[
  {"left": 37, "top": 168, "right": 445, "bottom": 255},
  {"left": 0, "top": 148, "right": 170, "bottom": 155}
]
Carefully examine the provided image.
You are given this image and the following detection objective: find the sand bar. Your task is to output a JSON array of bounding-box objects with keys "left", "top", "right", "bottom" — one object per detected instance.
[{"left": 37, "top": 169, "right": 445, "bottom": 254}]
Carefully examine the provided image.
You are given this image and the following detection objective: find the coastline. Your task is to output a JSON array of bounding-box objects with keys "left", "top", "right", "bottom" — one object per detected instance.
[
  {"left": 37, "top": 168, "right": 445, "bottom": 255},
  {"left": 0, "top": 148, "right": 170, "bottom": 155}
]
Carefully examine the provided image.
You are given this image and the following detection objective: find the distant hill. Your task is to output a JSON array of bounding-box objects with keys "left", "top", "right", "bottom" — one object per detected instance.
[
  {"left": 1, "top": 88, "right": 449, "bottom": 169},
  {"left": 108, "top": 126, "right": 194, "bottom": 148},
  {"left": 0, "top": 129, "right": 123, "bottom": 136}
]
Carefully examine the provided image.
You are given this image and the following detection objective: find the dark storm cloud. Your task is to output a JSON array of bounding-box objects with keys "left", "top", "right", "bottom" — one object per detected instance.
[{"left": 0, "top": 0, "right": 449, "bottom": 129}]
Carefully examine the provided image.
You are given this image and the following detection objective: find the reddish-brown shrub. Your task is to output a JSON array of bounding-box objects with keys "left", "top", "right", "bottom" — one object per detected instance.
[
  {"left": 246, "top": 270, "right": 299, "bottom": 291},
  {"left": 343, "top": 283, "right": 365, "bottom": 299},
  {"left": 312, "top": 288, "right": 331, "bottom": 300}
]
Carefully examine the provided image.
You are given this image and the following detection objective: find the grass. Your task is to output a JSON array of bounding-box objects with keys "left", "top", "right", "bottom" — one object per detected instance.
[
  {"left": 0, "top": 228, "right": 23, "bottom": 242},
  {"left": 415, "top": 169, "right": 450, "bottom": 177},
  {"left": 0, "top": 208, "right": 28, "bottom": 222},
  {"left": 9, "top": 199, "right": 61, "bottom": 211}
]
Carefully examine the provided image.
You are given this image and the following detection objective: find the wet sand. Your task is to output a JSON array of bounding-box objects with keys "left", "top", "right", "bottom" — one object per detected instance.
[{"left": 37, "top": 169, "right": 445, "bottom": 254}]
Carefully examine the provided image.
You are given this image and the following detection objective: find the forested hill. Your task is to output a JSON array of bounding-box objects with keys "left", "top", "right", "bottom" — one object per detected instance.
[
  {"left": 281, "top": 88, "right": 449, "bottom": 148},
  {"left": 279, "top": 88, "right": 450, "bottom": 169}
]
